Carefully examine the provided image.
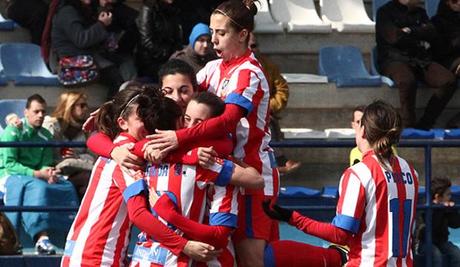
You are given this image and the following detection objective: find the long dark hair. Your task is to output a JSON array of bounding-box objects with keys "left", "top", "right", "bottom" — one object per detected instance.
[
  {"left": 95, "top": 85, "right": 182, "bottom": 139},
  {"left": 361, "top": 100, "right": 402, "bottom": 168}
]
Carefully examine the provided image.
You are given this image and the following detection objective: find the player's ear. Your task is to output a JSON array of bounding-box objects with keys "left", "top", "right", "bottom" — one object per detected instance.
[
  {"left": 117, "top": 117, "right": 128, "bottom": 131},
  {"left": 361, "top": 126, "right": 366, "bottom": 139}
]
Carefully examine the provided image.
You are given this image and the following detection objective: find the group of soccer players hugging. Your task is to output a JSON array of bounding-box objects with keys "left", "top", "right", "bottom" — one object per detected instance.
[{"left": 60, "top": 0, "right": 425, "bottom": 267}]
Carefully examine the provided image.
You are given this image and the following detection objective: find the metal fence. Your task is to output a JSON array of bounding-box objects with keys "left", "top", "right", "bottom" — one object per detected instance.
[{"left": 3, "top": 139, "right": 460, "bottom": 266}]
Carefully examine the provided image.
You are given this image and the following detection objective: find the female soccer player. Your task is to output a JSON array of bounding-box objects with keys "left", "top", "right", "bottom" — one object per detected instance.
[
  {"left": 130, "top": 91, "right": 264, "bottom": 266},
  {"left": 145, "top": 1, "right": 279, "bottom": 266},
  {"left": 61, "top": 87, "right": 217, "bottom": 266},
  {"left": 264, "top": 100, "right": 419, "bottom": 267}
]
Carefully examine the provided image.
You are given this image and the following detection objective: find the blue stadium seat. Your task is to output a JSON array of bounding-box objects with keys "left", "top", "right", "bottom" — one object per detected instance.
[
  {"left": 0, "top": 59, "right": 7, "bottom": 85},
  {"left": 279, "top": 186, "right": 322, "bottom": 198},
  {"left": 444, "top": 129, "right": 460, "bottom": 139},
  {"left": 419, "top": 186, "right": 426, "bottom": 196},
  {"left": 370, "top": 46, "right": 394, "bottom": 87},
  {"left": 0, "top": 14, "right": 14, "bottom": 31},
  {"left": 0, "top": 99, "right": 26, "bottom": 130},
  {"left": 318, "top": 45, "right": 382, "bottom": 87},
  {"left": 401, "top": 128, "right": 436, "bottom": 139},
  {"left": 432, "top": 128, "right": 445, "bottom": 139},
  {"left": 426, "top": 0, "right": 440, "bottom": 18},
  {"left": 0, "top": 43, "right": 59, "bottom": 86},
  {"left": 372, "top": 0, "right": 391, "bottom": 21},
  {"left": 321, "top": 186, "right": 338, "bottom": 198}
]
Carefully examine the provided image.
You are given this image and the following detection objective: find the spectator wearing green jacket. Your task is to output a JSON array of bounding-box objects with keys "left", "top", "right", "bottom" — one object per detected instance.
[{"left": 0, "top": 94, "right": 78, "bottom": 255}]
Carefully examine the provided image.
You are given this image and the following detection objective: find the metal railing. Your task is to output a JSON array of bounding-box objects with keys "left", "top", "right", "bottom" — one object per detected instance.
[{"left": 2, "top": 139, "right": 460, "bottom": 266}]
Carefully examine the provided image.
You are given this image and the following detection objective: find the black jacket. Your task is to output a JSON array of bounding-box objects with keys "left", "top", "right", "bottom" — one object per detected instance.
[
  {"left": 51, "top": 3, "right": 108, "bottom": 58},
  {"left": 135, "top": 0, "right": 182, "bottom": 78},
  {"left": 376, "top": 0, "right": 438, "bottom": 69},
  {"left": 418, "top": 206, "right": 460, "bottom": 247},
  {"left": 431, "top": 0, "right": 460, "bottom": 69}
]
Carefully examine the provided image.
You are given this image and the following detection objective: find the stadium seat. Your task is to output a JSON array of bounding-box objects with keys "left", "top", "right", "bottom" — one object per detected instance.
[
  {"left": 370, "top": 46, "right": 395, "bottom": 87},
  {"left": 0, "top": 99, "right": 26, "bottom": 130},
  {"left": 270, "top": 0, "right": 332, "bottom": 33},
  {"left": 319, "top": 0, "right": 375, "bottom": 32},
  {"left": 444, "top": 129, "right": 460, "bottom": 139},
  {"left": 425, "top": 0, "right": 440, "bottom": 18},
  {"left": 401, "top": 128, "right": 435, "bottom": 139},
  {"left": 432, "top": 128, "right": 445, "bottom": 139},
  {"left": 0, "top": 14, "right": 14, "bottom": 31},
  {"left": 0, "top": 43, "right": 59, "bottom": 86},
  {"left": 0, "top": 59, "right": 7, "bottom": 85},
  {"left": 279, "top": 186, "right": 322, "bottom": 198},
  {"left": 318, "top": 45, "right": 382, "bottom": 87},
  {"left": 253, "top": 0, "right": 284, "bottom": 33},
  {"left": 282, "top": 73, "right": 328, "bottom": 83},
  {"left": 372, "top": 0, "right": 391, "bottom": 21},
  {"left": 281, "top": 128, "right": 328, "bottom": 139},
  {"left": 325, "top": 128, "right": 355, "bottom": 139},
  {"left": 321, "top": 186, "right": 338, "bottom": 198}
]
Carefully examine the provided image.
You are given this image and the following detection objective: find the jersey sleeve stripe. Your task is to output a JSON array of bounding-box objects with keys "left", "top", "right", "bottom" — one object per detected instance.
[
  {"left": 332, "top": 214, "right": 361, "bottom": 233},
  {"left": 215, "top": 160, "right": 234, "bottom": 186},
  {"left": 122, "top": 179, "right": 148, "bottom": 202},
  {"left": 225, "top": 92, "right": 254, "bottom": 114}
]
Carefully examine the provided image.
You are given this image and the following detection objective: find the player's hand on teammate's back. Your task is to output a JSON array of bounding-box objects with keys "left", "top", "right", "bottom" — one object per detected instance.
[
  {"left": 144, "top": 129, "right": 179, "bottom": 155},
  {"left": 143, "top": 147, "right": 164, "bottom": 164},
  {"left": 183, "top": 241, "right": 221, "bottom": 262},
  {"left": 111, "top": 144, "right": 145, "bottom": 173},
  {"left": 262, "top": 200, "right": 293, "bottom": 222},
  {"left": 82, "top": 108, "right": 99, "bottom": 132}
]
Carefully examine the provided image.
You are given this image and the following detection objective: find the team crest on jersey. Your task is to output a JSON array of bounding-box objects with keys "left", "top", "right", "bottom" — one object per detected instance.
[{"left": 221, "top": 79, "right": 229, "bottom": 92}]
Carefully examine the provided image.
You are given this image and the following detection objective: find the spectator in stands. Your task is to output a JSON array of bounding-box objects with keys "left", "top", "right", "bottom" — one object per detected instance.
[
  {"left": 432, "top": 0, "right": 460, "bottom": 128},
  {"left": 170, "top": 23, "right": 217, "bottom": 73},
  {"left": 135, "top": 0, "right": 183, "bottom": 82},
  {"left": 432, "top": 0, "right": 460, "bottom": 75},
  {"left": 174, "top": 0, "right": 225, "bottom": 42},
  {"left": 0, "top": 94, "right": 78, "bottom": 255},
  {"left": 349, "top": 105, "right": 398, "bottom": 167},
  {"left": 43, "top": 91, "right": 94, "bottom": 200},
  {"left": 50, "top": 0, "right": 126, "bottom": 98},
  {"left": 349, "top": 105, "right": 365, "bottom": 166},
  {"left": 94, "top": 0, "right": 139, "bottom": 56},
  {"left": 248, "top": 33, "right": 300, "bottom": 175},
  {"left": 416, "top": 176, "right": 460, "bottom": 267},
  {"left": 376, "top": 0, "right": 456, "bottom": 130},
  {"left": 3, "top": 0, "right": 49, "bottom": 45}
]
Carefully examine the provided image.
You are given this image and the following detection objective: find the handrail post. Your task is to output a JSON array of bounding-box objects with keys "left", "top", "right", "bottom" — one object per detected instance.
[{"left": 424, "top": 145, "right": 432, "bottom": 267}]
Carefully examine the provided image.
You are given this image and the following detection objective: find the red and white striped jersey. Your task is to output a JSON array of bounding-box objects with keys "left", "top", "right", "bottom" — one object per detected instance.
[
  {"left": 197, "top": 50, "right": 279, "bottom": 197},
  {"left": 61, "top": 133, "right": 139, "bottom": 267},
  {"left": 332, "top": 150, "right": 419, "bottom": 267},
  {"left": 130, "top": 159, "right": 239, "bottom": 267}
]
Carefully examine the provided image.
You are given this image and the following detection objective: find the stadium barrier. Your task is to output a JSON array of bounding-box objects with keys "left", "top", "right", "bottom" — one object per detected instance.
[{"left": 2, "top": 139, "right": 460, "bottom": 267}]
